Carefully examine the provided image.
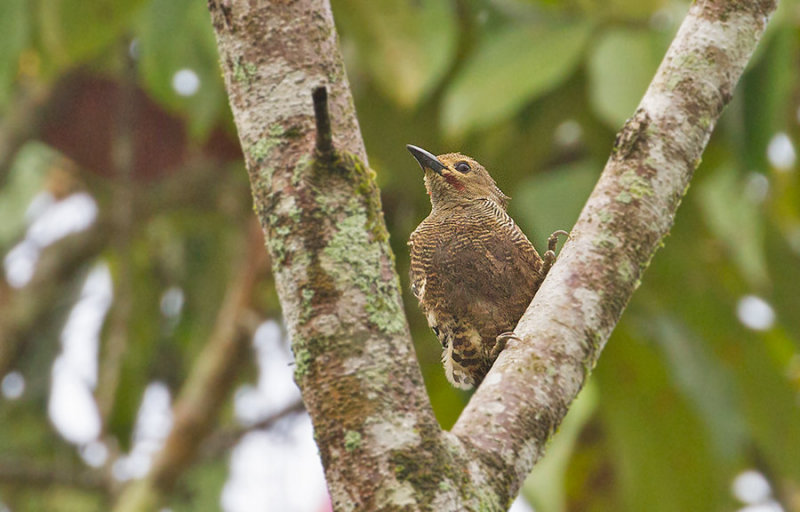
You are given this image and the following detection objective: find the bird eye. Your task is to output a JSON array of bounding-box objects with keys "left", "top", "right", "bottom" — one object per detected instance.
[{"left": 455, "top": 161, "right": 471, "bottom": 174}]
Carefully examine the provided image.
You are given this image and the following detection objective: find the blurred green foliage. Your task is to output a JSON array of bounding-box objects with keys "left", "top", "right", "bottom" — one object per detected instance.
[{"left": 1, "top": 0, "right": 799, "bottom": 511}]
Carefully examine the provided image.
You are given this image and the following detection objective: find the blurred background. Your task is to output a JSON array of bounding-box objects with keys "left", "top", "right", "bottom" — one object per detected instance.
[{"left": 1, "top": 0, "right": 799, "bottom": 511}]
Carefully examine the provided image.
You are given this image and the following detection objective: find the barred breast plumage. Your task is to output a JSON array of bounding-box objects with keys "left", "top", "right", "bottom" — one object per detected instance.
[{"left": 406, "top": 145, "right": 549, "bottom": 389}]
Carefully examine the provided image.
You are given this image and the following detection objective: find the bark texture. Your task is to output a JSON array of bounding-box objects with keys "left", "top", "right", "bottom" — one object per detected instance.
[
  {"left": 453, "top": 0, "right": 777, "bottom": 500},
  {"left": 207, "top": 2, "right": 456, "bottom": 510},
  {"left": 208, "top": 0, "right": 776, "bottom": 510}
]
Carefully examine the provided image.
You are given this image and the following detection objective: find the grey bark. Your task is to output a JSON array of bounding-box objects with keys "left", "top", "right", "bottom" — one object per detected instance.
[
  {"left": 453, "top": 0, "right": 777, "bottom": 492},
  {"left": 207, "top": 1, "right": 452, "bottom": 509},
  {"left": 207, "top": 0, "right": 777, "bottom": 510}
]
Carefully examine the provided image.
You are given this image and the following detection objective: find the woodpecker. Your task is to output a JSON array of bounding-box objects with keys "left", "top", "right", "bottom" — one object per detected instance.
[{"left": 407, "top": 144, "right": 565, "bottom": 389}]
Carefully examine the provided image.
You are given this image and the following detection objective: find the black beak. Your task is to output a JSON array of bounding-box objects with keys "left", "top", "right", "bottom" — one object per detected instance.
[{"left": 406, "top": 144, "right": 445, "bottom": 175}]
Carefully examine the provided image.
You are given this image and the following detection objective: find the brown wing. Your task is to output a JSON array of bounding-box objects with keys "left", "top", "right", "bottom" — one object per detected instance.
[{"left": 408, "top": 219, "right": 434, "bottom": 303}]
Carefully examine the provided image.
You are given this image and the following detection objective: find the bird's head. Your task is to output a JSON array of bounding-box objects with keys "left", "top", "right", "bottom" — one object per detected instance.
[{"left": 406, "top": 144, "right": 509, "bottom": 210}]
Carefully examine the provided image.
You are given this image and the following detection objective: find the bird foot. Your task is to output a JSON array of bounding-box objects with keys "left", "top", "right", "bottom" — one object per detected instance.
[
  {"left": 542, "top": 230, "right": 570, "bottom": 276},
  {"left": 492, "top": 331, "right": 522, "bottom": 359}
]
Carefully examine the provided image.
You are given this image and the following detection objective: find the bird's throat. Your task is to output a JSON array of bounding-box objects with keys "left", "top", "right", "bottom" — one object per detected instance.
[{"left": 443, "top": 174, "right": 464, "bottom": 191}]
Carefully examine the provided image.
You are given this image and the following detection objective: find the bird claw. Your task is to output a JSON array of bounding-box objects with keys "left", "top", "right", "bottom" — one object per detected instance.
[
  {"left": 548, "top": 230, "right": 569, "bottom": 252},
  {"left": 542, "top": 230, "right": 569, "bottom": 276},
  {"left": 492, "top": 331, "right": 522, "bottom": 359},
  {"left": 542, "top": 250, "right": 556, "bottom": 275}
]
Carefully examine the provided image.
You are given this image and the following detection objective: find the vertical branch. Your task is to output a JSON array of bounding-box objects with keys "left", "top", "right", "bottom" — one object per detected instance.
[
  {"left": 97, "top": 39, "right": 137, "bottom": 424},
  {"left": 207, "top": 2, "right": 452, "bottom": 509}
]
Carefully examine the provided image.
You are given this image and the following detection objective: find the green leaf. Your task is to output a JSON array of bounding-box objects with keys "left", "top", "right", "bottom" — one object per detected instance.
[
  {"left": 106, "top": 209, "right": 240, "bottom": 447},
  {"left": 0, "top": 143, "right": 54, "bottom": 248},
  {"left": 442, "top": 21, "right": 592, "bottom": 138},
  {"left": 577, "top": 0, "right": 668, "bottom": 20},
  {"left": 135, "top": 0, "right": 226, "bottom": 139},
  {"left": 596, "top": 325, "right": 729, "bottom": 512},
  {"left": 697, "top": 167, "right": 769, "bottom": 288},
  {"left": 629, "top": 189, "right": 800, "bottom": 488},
  {"left": 639, "top": 313, "right": 748, "bottom": 460},
  {"left": 587, "top": 28, "right": 664, "bottom": 129},
  {"left": 765, "top": 223, "right": 800, "bottom": 341},
  {"left": 106, "top": 240, "right": 164, "bottom": 448},
  {"left": 511, "top": 159, "right": 599, "bottom": 245},
  {"left": 733, "top": 327, "right": 800, "bottom": 482},
  {"left": 740, "top": 24, "right": 798, "bottom": 171},
  {"left": 169, "top": 460, "right": 229, "bottom": 512},
  {"left": 522, "top": 382, "right": 598, "bottom": 512},
  {"left": 333, "top": 0, "right": 457, "bottom": 108},
  {"left": 0, "top": 0, "right": 30, "bottom": 109},
  {"left": 37, "top": 0, "right": 147, "bottom": 68}
]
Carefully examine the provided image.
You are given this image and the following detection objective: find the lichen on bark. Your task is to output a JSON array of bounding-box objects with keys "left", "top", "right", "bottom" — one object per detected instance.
[{"left": 208, "top": 1, "right": 444, "bottom": 509}]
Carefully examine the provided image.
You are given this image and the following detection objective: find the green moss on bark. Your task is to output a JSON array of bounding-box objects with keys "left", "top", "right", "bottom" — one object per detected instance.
[
  {"left": 232, "top": 57, "right": 257, "bottom": 84},
  {"left": 293, "top": 349, "right": 311, "bottom": 382},
  {"left": 322, "top": 210, "right": 404, "bottom": 334},
  {"left": 344, "top": 430, "right": 362, "bottom": 452},
  {"left": 619, "top": 169, "right": 655, "bottom": 199}
]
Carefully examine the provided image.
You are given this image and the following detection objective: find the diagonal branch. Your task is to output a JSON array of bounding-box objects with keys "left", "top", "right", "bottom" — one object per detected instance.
[
  {"left": 199, "top": 399, "right": 306, "bottom": 460},
  {"left": 208, "top": 0, "right": 777, "bottom": 509},
  {"left": 453, "top": 0, "right": 778, "bottom": 503}
]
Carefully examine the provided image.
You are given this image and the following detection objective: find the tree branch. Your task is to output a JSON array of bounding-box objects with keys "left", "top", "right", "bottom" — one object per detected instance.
[
  {"left": 0, "top": 459, "right": 108, "bottom": 493},
  {"left": 208, "top": 0, "right": 776, "bottom": 509},
  {"left": 199, "top": 399, "right": 306, "bottom": 460},
  {"left": 452, "top": 0, "right": 777, "bottom": 503},
  {"left": 208, "top": 1, "right": 451, "bottom": 510},
  {"left": 96, "top": 40, "right": 138, "bottom": 425}
]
